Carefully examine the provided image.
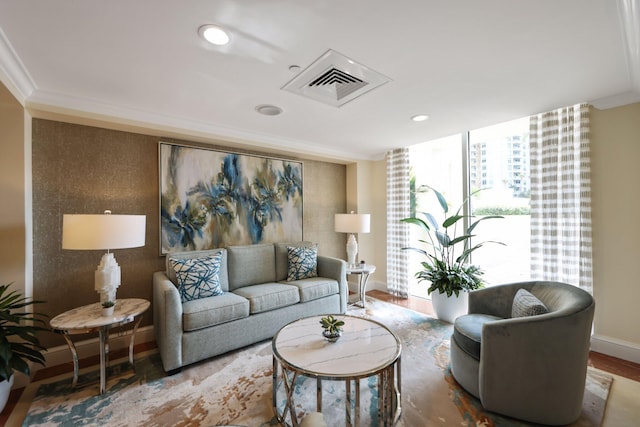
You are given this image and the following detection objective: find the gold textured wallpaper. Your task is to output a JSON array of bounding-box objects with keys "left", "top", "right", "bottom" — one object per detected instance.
[{"left": 32, "top": 119, "right": 346, "bottom": 348}]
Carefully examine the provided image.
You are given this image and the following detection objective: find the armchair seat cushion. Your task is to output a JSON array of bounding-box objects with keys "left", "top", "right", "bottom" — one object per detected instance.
[
  {"left": 182, "top": 292, "right": 249, "bottom": 332},
  {"left": 453, "top": 314, "right": 502, "bottom": 360},
  {"left": 233, "top": 283, "right": 300, "bottom": 314}
]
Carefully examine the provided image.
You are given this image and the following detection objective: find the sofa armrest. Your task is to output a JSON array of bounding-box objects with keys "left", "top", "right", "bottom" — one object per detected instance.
[
  {"left": 317, "top": 256, "right": 348, "bottom": 313},
  {"left": 153, "top": 271, "right": 183, "bottom": 372}
]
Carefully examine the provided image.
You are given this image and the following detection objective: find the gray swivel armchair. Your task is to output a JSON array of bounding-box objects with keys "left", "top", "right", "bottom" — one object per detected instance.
[{"left": 450, "top": 281, "right": 595, "bottom": 425}]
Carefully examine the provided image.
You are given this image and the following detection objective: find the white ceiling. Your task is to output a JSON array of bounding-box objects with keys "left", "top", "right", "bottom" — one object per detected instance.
[{"left": 1, "top": 0, "right": 639, "bottom": 162}]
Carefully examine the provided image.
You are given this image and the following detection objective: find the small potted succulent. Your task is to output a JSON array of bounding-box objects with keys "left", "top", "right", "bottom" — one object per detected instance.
[
  {"left": 101, "top": 300, "right": 115, "bottom": 317},
  {"left": 319, "top": 315, "right": 345, "bottom": 343}
]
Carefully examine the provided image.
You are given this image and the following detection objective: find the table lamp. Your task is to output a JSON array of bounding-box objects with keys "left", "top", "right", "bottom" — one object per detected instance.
[
  {"left": 334, "top": 211, "right": 370, "bottom": 268},
  {"left": 62, "top": 210, "right": 146, "bottom": 303}
]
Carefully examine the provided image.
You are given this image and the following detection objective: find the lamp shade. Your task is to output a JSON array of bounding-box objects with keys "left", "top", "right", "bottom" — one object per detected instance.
[
  {"left": 62, "top": 213, "right": 146, "bottom": 250},
  {"left": 334, "top": 213, "right": 371, "bottom": 234}
]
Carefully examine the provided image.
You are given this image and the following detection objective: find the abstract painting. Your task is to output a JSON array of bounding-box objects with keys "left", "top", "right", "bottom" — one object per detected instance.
[{"left": 159, "top": 142, "right": 303, "bottom": 254}]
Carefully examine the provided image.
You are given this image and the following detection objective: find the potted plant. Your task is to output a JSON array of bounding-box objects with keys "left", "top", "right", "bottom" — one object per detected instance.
[
  {"left": 0, "top": 283, "right": 47, "bottom": 412},
  {"left": 319, "top": 315, "right": 345, "bottom": 343},
  {"left": 402, "top": 187, "right": 503, "bottom": 323},
  {"left": 101, "top": 300, "right": 115, "bottom": 317}
]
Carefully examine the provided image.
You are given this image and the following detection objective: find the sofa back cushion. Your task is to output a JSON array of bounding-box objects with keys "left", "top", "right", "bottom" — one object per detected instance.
[
  {"left": 227, "top": 243, "right": 276, "bottom": 290},
  {"left": 166, "top": 248, "right": 229, "bottom": 292},
  {"left": 275, "top": 241, "right": 317, "bottom": 281}
]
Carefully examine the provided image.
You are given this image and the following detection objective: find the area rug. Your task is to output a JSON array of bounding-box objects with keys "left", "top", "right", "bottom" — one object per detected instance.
[{"left": 17, "top": 299, "right": 614, "bottom": 426}]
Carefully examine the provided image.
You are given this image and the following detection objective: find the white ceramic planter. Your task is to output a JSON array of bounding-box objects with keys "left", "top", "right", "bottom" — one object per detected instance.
[
  {"left": 431, "top": 290, "right": 469, "bottom": 323},
  {"left": 101, "top": 306, "right": 115, "bottom": 317},
  {"left": 0, "top": 375, "right": 14, "bottom": 413}
]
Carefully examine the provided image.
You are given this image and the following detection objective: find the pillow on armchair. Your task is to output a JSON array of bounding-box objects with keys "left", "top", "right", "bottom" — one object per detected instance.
[{"left": 511, "top": 288, "right": 549, "bottom": 317}]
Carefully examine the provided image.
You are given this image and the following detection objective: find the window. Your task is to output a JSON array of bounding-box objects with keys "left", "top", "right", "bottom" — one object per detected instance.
[
  {"left": 468, "top": 118, "right": 530, "bottom": 285},
  {"left": 408, "top": 135, "right": 463, "bottom": 298},
  {"left": 408, "top": 117, "right": 530, "bottom": 298}
]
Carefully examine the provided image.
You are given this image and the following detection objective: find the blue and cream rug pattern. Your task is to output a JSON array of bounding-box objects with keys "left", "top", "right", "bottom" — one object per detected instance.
[{"left": 18, "top": 299, "right": 612, "bottom": 426}]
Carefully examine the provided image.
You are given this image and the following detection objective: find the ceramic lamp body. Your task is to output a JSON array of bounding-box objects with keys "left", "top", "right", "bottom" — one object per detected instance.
[
  {"left": 95, "top": 252, "right": 121, "bottom": 302},
  {"left": 346, "top": 234, "right": 358, "bottom": 267}
]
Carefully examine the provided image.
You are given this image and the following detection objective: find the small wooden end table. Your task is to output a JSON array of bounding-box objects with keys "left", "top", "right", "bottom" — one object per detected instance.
[{"left": 50, "top": 298, "right": 150, "bottom": 394}]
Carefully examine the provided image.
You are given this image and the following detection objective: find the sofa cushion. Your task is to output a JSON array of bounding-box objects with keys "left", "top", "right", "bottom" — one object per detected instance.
[
  {"left": 287, "top": 245, "right": 318, "bottom": 281},
  {"left": 512, "top": 288, "right": 549, "bottom": 317},
  {"left": 275, "top": 241, "right": 316, "bottom": 281},
  {"left": 453, "top": 313, "right": 502, "bottom": 360},
  {"left": 232, "top": 283, "right": 300, "bottom": 314},
  {"left": 169, "top": 253, "right": 224, "bottom": 303},
  {"left": 182, "top": 292, "right": 250, "bottom": 332},
  {"left": 166, "top": 248, "right": 229, "bottom": 292},
  {"left": 227, "top": 244, "right": 276, "bottom": 290},
  {"left": 286, "top": 277, "right": 339, "bottom": 302}
]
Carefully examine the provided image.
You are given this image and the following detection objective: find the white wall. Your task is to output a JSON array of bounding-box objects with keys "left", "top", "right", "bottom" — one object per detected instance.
[
  {"left": 0, "top": 82, "right": 26, "bottom": 292},
  {"left": 590, "top": 102, "right": 640, "bottom": 361},
  {"left": 347, "top": 160, "right": 387, "bottom": 291}
]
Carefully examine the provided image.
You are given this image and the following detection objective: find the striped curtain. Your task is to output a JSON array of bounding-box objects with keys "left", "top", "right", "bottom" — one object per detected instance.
[
  {"left": 386, "top": 148, "right": 410, "bottom": 298},
  {"left": 529, "top": 103, "right": 593, "bottom": 293}
]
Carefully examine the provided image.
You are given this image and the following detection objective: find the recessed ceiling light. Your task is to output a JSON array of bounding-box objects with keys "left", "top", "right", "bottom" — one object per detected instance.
[
  {"left": 198, "top": 25, "right": 230, "bottom": 46},
  {"left": 255, "top": 104, "right": 283, "bottom": 116},
  {"left": 411, "top": 114, "right": 429, "bottom": 122}
]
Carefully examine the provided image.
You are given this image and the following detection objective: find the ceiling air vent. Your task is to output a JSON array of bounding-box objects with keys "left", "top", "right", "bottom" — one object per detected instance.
[{"left": 282, "top": 49, "right": 391, "bottom": 107}]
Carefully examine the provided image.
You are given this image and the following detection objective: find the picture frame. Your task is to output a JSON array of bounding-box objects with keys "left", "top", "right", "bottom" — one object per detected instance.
[{"left": 159, "top": 142, "right": 303, "bottom": 254}]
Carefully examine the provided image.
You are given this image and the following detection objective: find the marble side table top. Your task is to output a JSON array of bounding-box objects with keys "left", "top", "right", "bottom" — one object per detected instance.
[
  {"left": 50, "top": 298, "right": 150, "bottom": 331},
  {"left": 346, "top": 264, "right": 377, "bottom": 275},
  {"left": 273, "top": 315, "right": 400, "bottom": 379}
]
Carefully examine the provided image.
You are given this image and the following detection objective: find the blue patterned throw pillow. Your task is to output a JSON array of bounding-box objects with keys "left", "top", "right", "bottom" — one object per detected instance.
[
  {"left": 287, "top": 246, "right": 318, "bottom": 281},
  {"left": 511, "top": 288, "right": 549, "bottom": 317},
  {"left": 170, "top": 253, "right": 224, "bottom": 303}
]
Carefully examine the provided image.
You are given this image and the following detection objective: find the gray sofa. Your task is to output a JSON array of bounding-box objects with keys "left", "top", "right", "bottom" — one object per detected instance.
[
  {"left": 153, "top": 242, "right": 347, "bottom": 373},
  {"left": 450, "top": 281, "right": 595, "bottom": 425}
]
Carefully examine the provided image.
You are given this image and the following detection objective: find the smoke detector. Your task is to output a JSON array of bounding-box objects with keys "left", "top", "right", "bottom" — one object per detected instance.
[{"left": 282, "top": 49, "right": 391, "bottom": 107}]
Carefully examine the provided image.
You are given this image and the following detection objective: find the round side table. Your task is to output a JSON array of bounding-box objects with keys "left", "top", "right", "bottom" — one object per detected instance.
[
  {"left": 50, "top": 298, "right": 150, "bottom": 394},
  {"left": 346, "top": 264, "right": 376, "bottom": 309}
]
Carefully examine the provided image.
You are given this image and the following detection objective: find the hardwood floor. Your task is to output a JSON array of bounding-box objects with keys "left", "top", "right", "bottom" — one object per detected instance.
[{"left": 2, "top": 291, "right": 638, "bottom": 424}]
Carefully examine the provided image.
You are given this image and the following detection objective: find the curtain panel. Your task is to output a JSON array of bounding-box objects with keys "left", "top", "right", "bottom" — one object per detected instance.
[
  {"left": 386, "top": 148, "right": 410, "bottom": 298},
  {"left": 529, "top": 103, "right": 593, "bottom": 293}
]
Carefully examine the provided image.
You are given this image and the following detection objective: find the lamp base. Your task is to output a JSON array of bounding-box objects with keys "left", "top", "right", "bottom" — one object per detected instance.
[
  {"left": 95, "top": 252, "right": 121, "bottom": 303},
  {"left": 346, "top": 233, "right": 358, "bottom": 268}
]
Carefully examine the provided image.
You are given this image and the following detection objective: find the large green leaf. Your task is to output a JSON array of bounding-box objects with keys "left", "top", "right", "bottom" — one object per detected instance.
[{"left": 0, "top": 283, "right": 48, "bottom": 382}]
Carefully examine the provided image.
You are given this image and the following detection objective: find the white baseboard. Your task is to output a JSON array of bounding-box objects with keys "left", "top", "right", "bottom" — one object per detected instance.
[
  {"left": 367, "top": 280, "right": 386, "bottom": 292},
  {"left": 591, "top": 334, "right": 640, "bottom": 364},
  {"left": 15, "top": 326, "right": 155, "bottom": 389}
]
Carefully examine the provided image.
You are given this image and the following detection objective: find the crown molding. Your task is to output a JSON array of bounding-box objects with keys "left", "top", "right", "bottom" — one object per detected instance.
[
  {"left": 618, "top": 0, "right": 640, "bottom": 94},
  {"left": 0, "top": 26, "right": 35, "bottom": 104},
  {"left": 590, "top": 90, "right": 640, "bottom": 110},
  {"left": 26, "top": 90, "right": 377, "bottom": 163},
  {"left": 592, "top": 0, "right": 640, "bottom": 110}
]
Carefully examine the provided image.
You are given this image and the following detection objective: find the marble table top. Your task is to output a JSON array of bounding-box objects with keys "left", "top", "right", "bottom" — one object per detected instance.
[
  {"left": 50, "top": 298, "right": 150, "bottom": 331},
  {"left": 346, "top": 264, "right": 376, "bottom": 274},
  {"left": 273, "top": 315, "right": 400, "bottom": 379}
]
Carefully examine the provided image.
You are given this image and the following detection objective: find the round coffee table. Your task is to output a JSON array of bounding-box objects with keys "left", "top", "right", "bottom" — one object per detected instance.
[{"left": 272, "top": 315, "right": 401, "bottom": 426}]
